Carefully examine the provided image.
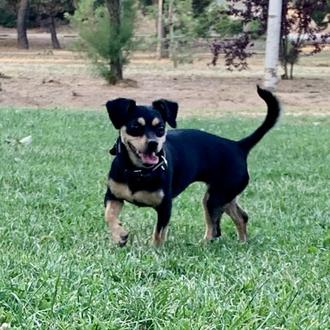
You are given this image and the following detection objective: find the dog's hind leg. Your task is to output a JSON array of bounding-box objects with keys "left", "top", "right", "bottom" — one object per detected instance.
[
  {"left": 203, "top": 191, "right": 224, "bottom": 240},
  {"left": 236, "top": 203, "right": 249, "bottom": 223},
  {"left": 224, "top": 200, "right": 248, "bottom": 242}
]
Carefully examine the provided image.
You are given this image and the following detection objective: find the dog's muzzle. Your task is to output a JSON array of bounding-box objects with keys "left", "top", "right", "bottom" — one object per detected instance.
[
  {"left": 147, "top": 140, "right": 158, "bottom": 153},
  {"left": 128, "top": 141, "right": 160, "bottom": 166}
]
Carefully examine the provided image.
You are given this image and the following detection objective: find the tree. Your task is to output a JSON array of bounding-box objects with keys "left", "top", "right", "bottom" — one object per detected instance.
[
  {"left": 194, "top": 3, "right": 245, "bottom": 38},
  {"left": 105, "top": 0, "right": 124, "bottom": 80},
  {"left": 210, "top": 0, "right": 330, "bottom": 79},
  {"left": 17, "top": 0, "right": 29, "bottom": 48},
  {"left": 191, "top": 0, "right": 211, "bottom": 17},
  {"left": 137, "top": 0, "right": 153, "bottom": 15},
  {"left": 156, "top": 0, "right": 202, "bottom": 62},
  {"left": 156, "top": 0, "right": 165, "bottom": 58},
  {"left": 71, "top": 0, "right": 136, "bottom": 84},
  {"left": 34, "top": 0, "right": 75, "bottom": 49},
  {"left": 280, "top": 0, "right": 330, "bottom": 79}
]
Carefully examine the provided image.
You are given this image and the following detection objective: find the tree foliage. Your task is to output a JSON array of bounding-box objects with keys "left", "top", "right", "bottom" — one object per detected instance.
[
  {"left": 210, "top": 0, "right": 330, "bottom": 79},
  {"left": 0, "top": 0, "right": 74, "bottom": 27},
  {"left": 33, "top": 0, "right": 75, "bottom": 48},
  {"left": 70, "top": 0, "right": 136, "bottom": 84},
  {"left": 155, "top": 0, "right": 215, "bottom": 63},
  {"left": 35, "top": 0, "right": 74, "bottom": 19},
  {"left": 194, "top": 3, "right": 245, "bottom": 38},
  {"left": 0, "top": 0, "right": 17, "bottom": 27},
  {"left": 191, "top": 0, "right": 211, "bottom": 17}
]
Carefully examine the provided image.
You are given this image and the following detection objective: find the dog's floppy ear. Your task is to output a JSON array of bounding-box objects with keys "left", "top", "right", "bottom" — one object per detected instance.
[
  {"left": 152, "top": 99, "right": 178, "bottom": 128},
  {"left": 106, "top": 98, "right": 136, "bottom": 129}
]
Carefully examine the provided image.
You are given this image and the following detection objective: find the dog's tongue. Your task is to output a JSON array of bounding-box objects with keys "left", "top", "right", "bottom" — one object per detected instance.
[{"left": 140, "top": 152, "right": 159, "bottom": 165}]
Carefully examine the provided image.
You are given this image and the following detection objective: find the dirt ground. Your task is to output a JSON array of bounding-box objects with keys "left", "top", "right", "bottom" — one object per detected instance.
[{"left": 0, "top": 30, "right": 329, "bottom": 117}]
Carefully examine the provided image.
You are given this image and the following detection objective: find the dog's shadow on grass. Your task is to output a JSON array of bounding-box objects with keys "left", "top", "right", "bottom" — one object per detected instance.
[
  {"left": 114, "top": 229, "right": 271, "bottom": 258},
  {"left": 103, "top": 205, "right": 277, "bottom": 260}
]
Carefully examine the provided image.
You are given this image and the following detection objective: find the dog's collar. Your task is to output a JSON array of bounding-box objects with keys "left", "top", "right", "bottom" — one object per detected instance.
[{"left": 110, "top": 138, "right": 168, "bottom": 176}]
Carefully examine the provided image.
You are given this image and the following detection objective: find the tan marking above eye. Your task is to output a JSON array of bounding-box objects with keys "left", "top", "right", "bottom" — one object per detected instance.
[
  {"left": 137, "top": 117, "right": 146, "bottom": 126},
  {"left": 152, "top": 117, "right": 160, "bottom": 126}
]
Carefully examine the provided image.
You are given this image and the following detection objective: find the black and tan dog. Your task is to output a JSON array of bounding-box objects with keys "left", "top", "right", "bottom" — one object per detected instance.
[{"left": 104, "top": 86, "right": 281, "bottom": 246}]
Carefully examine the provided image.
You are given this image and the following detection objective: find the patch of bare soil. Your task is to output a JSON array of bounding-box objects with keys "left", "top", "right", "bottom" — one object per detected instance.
[{"left": 0, "top": 33, "right": 329, "bottom": 117}]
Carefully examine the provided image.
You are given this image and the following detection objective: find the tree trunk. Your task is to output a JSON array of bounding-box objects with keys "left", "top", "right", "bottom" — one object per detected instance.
[
  {"left": 264, "top": 0, "right": 283, "bottom": 90},
  {"left": 110, "top": 58, "right": 123, "bottom": 84},
  {"left": 17, "top": 0, "right": 29, "bottom": 49},
  {"left": 168, "top": 0, "right": 177, "bottom": 66},
  {"left": 289, "top": 63, "right": 294, "bottom": 80},
  {"left": 156, "top": 0, "right": 166, "bottom": 59},
  {"left": 106, "top": 0, "right": 123, "bottom": 83},
  {"left": 280, "top": 37, "right": 289, "bottom": 79},
  {"left": 49, "top": 16, "right": 61, "bottom": 49}
]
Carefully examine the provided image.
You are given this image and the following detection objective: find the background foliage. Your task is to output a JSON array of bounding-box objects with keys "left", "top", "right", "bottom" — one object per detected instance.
[{"left": 70, "top": 0, "right": 136, "bottom": 83}]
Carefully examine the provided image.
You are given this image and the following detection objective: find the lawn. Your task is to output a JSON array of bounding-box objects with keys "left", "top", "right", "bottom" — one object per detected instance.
[{"left": 0, "top": 108, "right": 329, "bottom": 329}]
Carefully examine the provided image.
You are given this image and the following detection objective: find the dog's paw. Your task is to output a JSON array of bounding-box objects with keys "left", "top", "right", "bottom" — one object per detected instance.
[
  {"left": 111, "top": 226, "right": 129, "bottom": 247},
  {"left": 203, "top": 236, "right": 221, "bottom": 244},
  {"left": 152, "top": 236, "right": 165, "bottom": 247}
]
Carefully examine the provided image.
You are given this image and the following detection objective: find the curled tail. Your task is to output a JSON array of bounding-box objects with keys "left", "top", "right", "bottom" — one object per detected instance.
[{"left": 238, "top": 85, "right": 281, "bottom": 154}]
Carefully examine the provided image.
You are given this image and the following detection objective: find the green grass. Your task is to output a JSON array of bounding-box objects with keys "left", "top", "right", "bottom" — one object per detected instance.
[{"left": 0, "top": 108, "right": 329, "bottom": 329}]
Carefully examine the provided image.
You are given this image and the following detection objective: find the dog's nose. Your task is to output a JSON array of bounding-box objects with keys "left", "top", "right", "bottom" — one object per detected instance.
[{"left": 147, "top": 140, "right": 158, "bottom": 152}]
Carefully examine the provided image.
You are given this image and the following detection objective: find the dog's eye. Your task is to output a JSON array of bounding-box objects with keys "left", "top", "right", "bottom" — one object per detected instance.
[
  {"left": 128, "top": 124, "right": 144, "bottom": 136},
  {"left": 155, "top": 125, "right": 165, "bottom": 137}
]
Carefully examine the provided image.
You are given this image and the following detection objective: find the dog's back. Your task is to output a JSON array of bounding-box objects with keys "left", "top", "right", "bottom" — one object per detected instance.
[{"left": 165, "top": 129, "right": 247, "bottom": 198}]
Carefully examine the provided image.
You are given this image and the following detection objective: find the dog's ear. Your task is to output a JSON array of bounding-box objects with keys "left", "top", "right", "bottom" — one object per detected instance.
[
  {"left": 152, "top": 99, "right": 178, "bottom": 128},
  {"left": 106, "top": 98, "right": 136, "bottom": 129}
]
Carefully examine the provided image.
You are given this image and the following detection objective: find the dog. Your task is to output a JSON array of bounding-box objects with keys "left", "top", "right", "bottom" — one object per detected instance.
[{"left": 104, "top": 86, "right": 281, "bottom": 246}]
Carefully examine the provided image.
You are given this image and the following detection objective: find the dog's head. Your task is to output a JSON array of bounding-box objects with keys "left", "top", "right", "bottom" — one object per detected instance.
[{"left": 106, "top": 98, "right": 178, "bottom": 167}]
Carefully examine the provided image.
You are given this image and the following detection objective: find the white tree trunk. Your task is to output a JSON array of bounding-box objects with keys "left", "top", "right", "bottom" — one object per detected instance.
[
  {"left": 156, "top": 0, "right": 164, "bottom": 59},
  {"left": 168, "top": 0, "right": 175, "bottom": 64},
  {"left": 264, "top": 0, "right": 283, "bottom": 90}
]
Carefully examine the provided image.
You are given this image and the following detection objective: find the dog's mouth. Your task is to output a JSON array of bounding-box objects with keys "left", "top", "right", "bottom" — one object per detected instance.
[{"left": 127, "top": 142, "right": 159, "bottom": 166}]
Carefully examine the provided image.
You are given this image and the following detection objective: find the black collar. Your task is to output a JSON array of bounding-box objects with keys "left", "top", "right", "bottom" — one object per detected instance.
[{"left": 109, "top": 138, "right": 168, "bottom": 179}]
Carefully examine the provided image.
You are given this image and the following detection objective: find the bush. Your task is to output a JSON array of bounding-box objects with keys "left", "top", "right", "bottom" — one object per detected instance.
[{"left": 70, "top": 0, "right": 136, "bottom": 84}]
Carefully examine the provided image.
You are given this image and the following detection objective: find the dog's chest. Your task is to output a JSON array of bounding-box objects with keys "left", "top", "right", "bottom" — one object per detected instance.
[{"left": 109, "top": 179, "right": 164, "bottom": 207}]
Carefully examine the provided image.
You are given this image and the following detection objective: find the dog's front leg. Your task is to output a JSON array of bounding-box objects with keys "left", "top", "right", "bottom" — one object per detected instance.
[
  {"left": 153, "top": 200, "right": 172, "bottom": 246},
  {"left": 104, "top": 200, "right": 129, "bottom": 247}
]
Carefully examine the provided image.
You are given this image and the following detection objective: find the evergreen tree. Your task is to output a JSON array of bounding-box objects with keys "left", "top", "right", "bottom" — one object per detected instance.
[{"left": 71, "top": 0, "right": 136, "bottom": 84}]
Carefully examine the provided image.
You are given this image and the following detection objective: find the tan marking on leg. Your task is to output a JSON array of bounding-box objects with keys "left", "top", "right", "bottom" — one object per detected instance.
[
  {"left": 151, "top": 117, "right": 160, "bottom": 126},
  {"left": 137, "top": 117, "right": 146, "bottom": 126},
  {"left": 237, "top": 203, "right": 249, "bottom": 223},
  {"left": 224, "top": 200, "right": 248, "bottom": 242},
  {"left": 202, "top": 191, "right": 214, "bottom": 240},
  {"left": 104, "top": 200, "right": 128, "bottom": 246}
]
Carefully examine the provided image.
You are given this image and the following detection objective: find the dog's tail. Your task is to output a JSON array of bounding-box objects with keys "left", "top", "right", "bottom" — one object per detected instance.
[{"left": 238, "top": 85, "right": 281, "bottom": 154}]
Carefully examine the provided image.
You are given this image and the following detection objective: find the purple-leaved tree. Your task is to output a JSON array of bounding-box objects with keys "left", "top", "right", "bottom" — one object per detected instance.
[{"left": 210, "top": 0, "right": 330, "bottom": 79}]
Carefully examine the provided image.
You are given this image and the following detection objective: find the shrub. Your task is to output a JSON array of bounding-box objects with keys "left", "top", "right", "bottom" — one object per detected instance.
[{"left": 70, "top": 0, "right": 136, "bottom": 84}]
